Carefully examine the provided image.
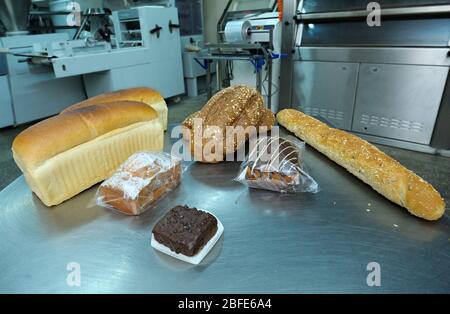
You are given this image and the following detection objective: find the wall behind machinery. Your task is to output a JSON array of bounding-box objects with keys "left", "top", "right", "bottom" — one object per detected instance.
[
  {"left": 203, "top": 0, "right": 227, "bottom": 44},
  {"left": 201, "top": 0, "right": 228, "bottom": 89}
]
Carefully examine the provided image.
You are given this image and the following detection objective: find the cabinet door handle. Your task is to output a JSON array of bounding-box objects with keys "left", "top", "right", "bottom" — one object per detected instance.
[
  {"left": 168, "top": 20, "right": 180, "bottom": 33},
  {"left": 150, "top": 24, "right": 163, "bottom": 38}
]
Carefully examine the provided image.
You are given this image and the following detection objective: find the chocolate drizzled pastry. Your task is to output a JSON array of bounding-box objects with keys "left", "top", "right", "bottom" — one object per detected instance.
[
  {"left": 250, "top": 137, "right": 301, "bottom": 173},
  {"left": 244, "top": 137, "right": 304, "bottom": 193},
  {"left": 152, "top": 206, "right": 218, "bottom": 257}
]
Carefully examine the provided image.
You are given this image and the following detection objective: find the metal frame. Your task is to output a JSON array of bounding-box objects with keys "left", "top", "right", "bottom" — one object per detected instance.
[
  {"left": 203, "top": 0, "right": 280, "bottom": 109},
  {"left": 278, "top": 0, "right": 300, "bottom": 110},
  {"left": 430, "top": 69, "right": 450, "bottom": 150},
  {"left": 217, "top": 0, "right": 233, "bottom": 43},
  {"left": 196, "top": 41, "right": 274, "bottom": 109}
]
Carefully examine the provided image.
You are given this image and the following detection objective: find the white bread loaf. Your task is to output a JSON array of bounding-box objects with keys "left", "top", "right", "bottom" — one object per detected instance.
[
  {"left": 277, "top": 109, "right": 446, "bottom": 221},
  {"left": 12, "top": 101, "right": 164, "bottom": 207},
  {"left": 61, "top": 87, "right": 168, "bottom": 130}
]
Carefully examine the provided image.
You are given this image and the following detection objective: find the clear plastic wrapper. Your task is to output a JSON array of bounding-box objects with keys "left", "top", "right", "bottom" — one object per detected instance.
[
  {"left": 96, "top": 152, "right": 182, "bottom": 215},
  {"left": 235, "top": 136, "right": 319, "bottom": 193}
]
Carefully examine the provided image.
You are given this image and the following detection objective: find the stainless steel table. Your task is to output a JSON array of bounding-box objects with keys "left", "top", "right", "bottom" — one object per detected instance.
[{"left": 0, "top": 128, "right": 449, "bottom": 293}]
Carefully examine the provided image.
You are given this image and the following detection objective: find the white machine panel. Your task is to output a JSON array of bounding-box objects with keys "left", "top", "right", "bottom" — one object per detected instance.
[
  {"left": 9, "top": 68, "right": 86, "bottom": 124},
  {"left": 83, "top": 6, "right": 184, "bottom": 98},
  {"left": 0, "top": 33, "right": 86, "bottom": 125},
  {"left": 140, "top": 7, "right": 183, "bottom": 62},
  {"left": 84, "top": 59, "right": 183, "bottom": 98}
]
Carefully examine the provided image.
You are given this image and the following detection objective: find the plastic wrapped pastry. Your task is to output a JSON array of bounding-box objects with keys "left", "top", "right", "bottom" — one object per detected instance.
[
  {"left": 97, "top": 152, "right": 182, "bottom": 215},
  {"left": 235, "top": 136, "right": 319, "bottom": 193}
]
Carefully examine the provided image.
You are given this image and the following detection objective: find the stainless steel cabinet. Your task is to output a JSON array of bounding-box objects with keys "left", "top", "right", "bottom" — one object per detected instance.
[
  {"left": 352, "top": 64, "right": 448, "bottom": 145},
  {"left": 292, "top": 61, "right": 359, "bottom": 130}
]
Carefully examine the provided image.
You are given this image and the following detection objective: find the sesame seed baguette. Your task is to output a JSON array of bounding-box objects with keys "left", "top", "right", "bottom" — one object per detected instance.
[{"left": 277, "top": 109, "right": 445, "bottom": 221}]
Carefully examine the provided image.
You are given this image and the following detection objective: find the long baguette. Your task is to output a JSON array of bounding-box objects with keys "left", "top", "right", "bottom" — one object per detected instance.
[{"left": 277, "top": 109, "right": 445, "bottom": 221}]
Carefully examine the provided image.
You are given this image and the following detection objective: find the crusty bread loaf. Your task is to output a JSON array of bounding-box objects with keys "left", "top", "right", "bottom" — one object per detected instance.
[
  {"left": 277, "top": 109, "right": 445, "bottom": 221},
  {"left": 12, "top": 102, "right": 164, "bottom": 206},
  {"left": 61, "top": 87, "right": 168, "bottom": 130},
  {"left": 182, "top": 85, "right": 275, "bottom": 163}
]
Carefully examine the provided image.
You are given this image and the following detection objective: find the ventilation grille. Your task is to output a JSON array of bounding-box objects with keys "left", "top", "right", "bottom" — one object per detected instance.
[
  {"left": 303, "top": 107, "right": 344, "bottom": 121},
  {"left": 361, "top": 114, "right": 424, "bottom": 133}
]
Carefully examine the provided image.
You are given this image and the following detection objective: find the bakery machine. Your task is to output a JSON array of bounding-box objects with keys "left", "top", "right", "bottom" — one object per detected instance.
[
  {"left": 80, "top": 5, "right": 184, "bottom": 97},
  {"left": 105, "top": 0, "right": 210, "bottom": 97},
  {"left": 0, "top": 2, "right": 184, "bottom": 126},
  {"left": 0, "top": 0, "right": 86, "bottom": 126},
  {"left": 199, "top": 0, "right": 282, "bottom": 110},
  {"left": 35, "top": 5, "right": 184, "bottom": 99},
  {"left": 278, "top": 0, "right": 450, "bottom": 155}
]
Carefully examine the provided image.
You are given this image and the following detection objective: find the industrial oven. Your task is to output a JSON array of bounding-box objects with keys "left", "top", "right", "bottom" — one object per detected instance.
[{"left": 279, "top": 0, "right": 450, "bottom": 155}]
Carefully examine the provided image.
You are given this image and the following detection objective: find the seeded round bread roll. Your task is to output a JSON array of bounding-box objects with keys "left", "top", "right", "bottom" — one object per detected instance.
[
  {"left": 277, "top": 109, "right": 446, "bottom": 221},
  {"left": 182, "top": 85, "right": 275, "bottom": 163}
]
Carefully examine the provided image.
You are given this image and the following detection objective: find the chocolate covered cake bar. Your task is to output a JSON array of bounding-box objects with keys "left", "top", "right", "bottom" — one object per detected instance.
[{"left": 152, "top": 205, "right": 218, "bottom": 257}]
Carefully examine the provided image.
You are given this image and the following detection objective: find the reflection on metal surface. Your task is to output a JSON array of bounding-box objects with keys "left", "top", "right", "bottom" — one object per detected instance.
[
  {"left": 0, "top": 128, "right": 449, "bottom": 293},
  {"left": 292, "top": 61, "right": 358, "bottom": 131},
  {"left": 300, "top": 18, "right": 450, "bottom": 47},
  {"left": 352, "top": 63, "right": 448, "bottom": 145}
]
